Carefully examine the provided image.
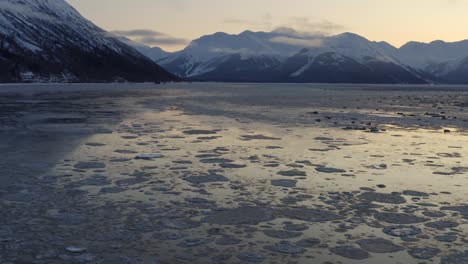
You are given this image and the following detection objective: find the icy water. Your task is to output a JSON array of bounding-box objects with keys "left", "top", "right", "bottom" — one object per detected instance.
[{"left": 0, "top": 83, "right": 468, "bottom": 264}]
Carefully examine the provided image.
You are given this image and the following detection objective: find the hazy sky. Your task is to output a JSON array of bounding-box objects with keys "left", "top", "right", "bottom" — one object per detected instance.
[{"left": 66, "top": 0, "right": 468, "bottom": 51}]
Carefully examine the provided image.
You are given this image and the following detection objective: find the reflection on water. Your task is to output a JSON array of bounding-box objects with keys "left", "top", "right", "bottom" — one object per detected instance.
[{"left": 0, "top": 83, "right": 467, "bottom": 264}]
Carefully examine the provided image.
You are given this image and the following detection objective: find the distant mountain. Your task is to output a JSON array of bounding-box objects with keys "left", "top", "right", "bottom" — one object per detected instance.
[
  {"left": 399, "top": 40, "right": 468, "bottom": 68},
  {"left": 159, "top": 29, "right": 427, "bottom": 84},
  {"left": 134, "top": 46, "right": 170, "bottom": 61},
  {"left": 397, "top": 40, "right": 468, "bottom": 84},
  {"left": 0, "top": 0, "right": 176, "bottom": 83},
  {"left": 278, "top": 49, "right": 426, "bottom": 84},
  {"left": 157, "top": 29, "right": 303, "bottom": 77},
  {"left": 116, "top": 36, "right": 171, "bottom": 61},
  {"left": 424, "top": 56, "right": 468, "bottom": 84}
]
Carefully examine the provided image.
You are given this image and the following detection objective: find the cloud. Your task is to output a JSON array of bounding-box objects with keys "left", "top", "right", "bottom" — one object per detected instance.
[
  {"left": 223, "top": 15, "right": 345, "bottom": 37},
  {"left": 268, "top": 27, "right": 326, "bottom": 48},
  {"left": 222, "top": 13, "right": 273, "bottom": 31},
  {"left": 111, "top": 29, "right": 189, "bottom": 47},
  {"left": 281, "top": 17, "right": 345, "bottom": 35},
  {"left": 270, "top": 36, "right": 323, "bottom": 47},
  {"left": 210, "top": 47, "right": 253, "bottom": 54}
]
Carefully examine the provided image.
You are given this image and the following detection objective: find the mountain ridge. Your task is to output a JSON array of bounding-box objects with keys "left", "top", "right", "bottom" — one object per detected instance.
[
  {"left": 145, "top": 29, "right": 427, "bottom": 84},
  {"left": 130, "top": 28, "right": 468, "bottom": 84}
]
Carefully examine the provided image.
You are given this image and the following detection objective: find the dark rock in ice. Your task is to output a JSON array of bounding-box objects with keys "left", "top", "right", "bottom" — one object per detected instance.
[
  {"left": 216, "top": 235, "right": 241, "bottom": 245},
  {"left": 271, "top": 179, "right": 297, "bottom": 188},
  {"left": 175, "top": 252, "right": 197, "bottom": 261},
  {"left": 441, "top": 251, "right": 468, "bottom": 264},
  {"left": 408, "top": 247, "right": 440, "bottom": 260},
  {"left": 435, "top": 235, "right": 458, "bottom": 243},
  {"left": 297, "top": 238, "right": 321, "bottom": 248},
  {"left": 114, "top": 149, "right": 139, "bottom": 154},
  {"left": 135, "top": 154, "right": 164, "bottom": 160},
  {"left": 4, "top": 192, "right": 37, "bottom": 202},
  {"left": 48, "top": 212, "right": 88, "bottom": 225},
  {"left": 196, "top": 154, "right": 221, "bottom": 158},
  {"left": 160, "top": 218, "right": 201, "bottom": 230},
  {"left": 402, "top": 190, "right": 430, "bottom": 197},
  {"left": 72, "top": 174, "right": 111, "bottom": 187},
  {"left": 110, "top": 158, "right": 131, "bottom": 163},
  {"left": 280, "top": 208, "right": 343, "bottom": 222},
  {"left": 236, "top": 252, "right": 266, "bottom": 262},
  {"left": 425, "top": 221, "right": 459, "bottom": 230},
  {"left": 173, "top": 160, "right": 193, "bottom": 164},
  {"left": 283, "top": 223, "right": 309, "bottom": 231},
  {"left": 423, "top": 211, "right": 446, "bottom": 218},
  {"left": 374, "top": 212, "right": 428, "bottom": 224},
  {"left": 183, "top": 130, "right": 217, "bottom": 135},
  {"left": 74, "top": 162, "right": 106, "bottom": 170},
  {"left": 177, "top": 237, "right": 211, "bottom": 248},
  {"left": 200, "top": 158, "right": 234, "bottom": 164},
  {"left": 383, "top": 225, "right": 422, "bottom": 237},
  {"left": 330, "top": 245, "right": 370, "bottom": 260},
  {"left": 115, "top": 177, "right": 148, "bottom": 186},
  {"left": 315, "top": 137, "right": 334, "bottom": 141},
  {"left": 240, "top": 135, "right": 281, "bottom": 141},
  {"left": 184, "top": 174, "right": 229, "bottom": 184},
  {"left": 358, "top": 192, "right": 407, "bottom": 204},
  {"left": 89, "top": 230, "right": 141, "bottom": 241},
  {"left": 203, "top": 206, "right": 275, "bottom": 225},
  {"left": 153, "top": 232, "right": 186, "bottom": 241},
  {"left": 440, "top": 205, "right": 468, "bottom": 219},
  {"left": 100, "top": 187, "right": 126, "bottom": 193},
  {"left": 262, "top": 229, "right": 302, "bottom": 239},
  {"left": 265, "top": 241, "right": 305, "bottom": 254},
  {"left": 59, "top": 253, "right": 97, "bottom": 262},
  {"left": 315, "top": 167, "right": 346, "bottom": 173},
  {"left": 185, "top": 197, "right": 211, "bottom": 204},
  {"left": 85, "top": 142, "right": 106, "bottom": 147},
  {"left": 357, "top": 238, "right": 404, "bottom": 253},
  {"left": 277, "top": 170, "right": 307, "bottom": 177},
  {"left": 198, "top": 136, "right": 221, "bottom": 140},
  {"left": 350, "top": 203, "right": 382, "bottom": 210},
  {"left": 219, "top": 163, "right": 247, "bottom": 168}
]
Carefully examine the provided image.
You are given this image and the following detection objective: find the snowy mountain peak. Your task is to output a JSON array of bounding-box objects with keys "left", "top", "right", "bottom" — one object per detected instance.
[{"left": 0, "top": 0, "right": 175, "bottom": 82}]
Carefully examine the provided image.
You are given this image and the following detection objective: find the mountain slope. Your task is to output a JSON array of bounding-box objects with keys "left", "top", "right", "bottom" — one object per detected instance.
[
  {"left": 0, "top": 0, "right": 176, "bottom": 82},
  {"left": 191, "top": 54, "right": 283, "bottom": 82},
  {"left": 280, "top": 50, "right": 426, "bottom": 84},
  {"left": 424, "top": 56, "right": 468, "bottom": 84}
]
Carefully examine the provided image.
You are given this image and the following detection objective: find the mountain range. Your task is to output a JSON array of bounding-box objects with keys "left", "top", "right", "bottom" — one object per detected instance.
[
  {"left": 0, "top": 0, "right": 176, "bottom": 83},
  {"left": 1, "top": 0, "right": 468, "bottom": 84},
  {"left": 135, "top": 29, "right": 468, "bottom": 84}
]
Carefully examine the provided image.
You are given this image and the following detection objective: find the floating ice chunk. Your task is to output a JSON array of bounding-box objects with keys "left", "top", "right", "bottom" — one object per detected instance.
[{"left": 135, "top": 154, "right": 164, "bottom": 160}]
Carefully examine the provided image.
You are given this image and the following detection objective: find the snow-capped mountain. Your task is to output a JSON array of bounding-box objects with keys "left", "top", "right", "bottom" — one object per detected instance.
[
  {"left": 159, "top": 29, "right": 426, "bottom": 83},
  {"left": 397, "top": 40, "right": 468, "bottom": 84},
  {"left": 424, "top": 55, "right": 468, "bottom": 84},
  {"left": 157, "top": 29, "right": 304, "bottom": 77},
  {"left": 399, "top": 40, "right": 468, "bottom": 69},
  {"left": 0, "top": 0, "right": 176, "bottom": 82}
]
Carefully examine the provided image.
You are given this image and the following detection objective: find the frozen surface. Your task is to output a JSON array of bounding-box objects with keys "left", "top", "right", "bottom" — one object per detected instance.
[{"left": 0, "top": 83, "right": 468, "bottom": 264}]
